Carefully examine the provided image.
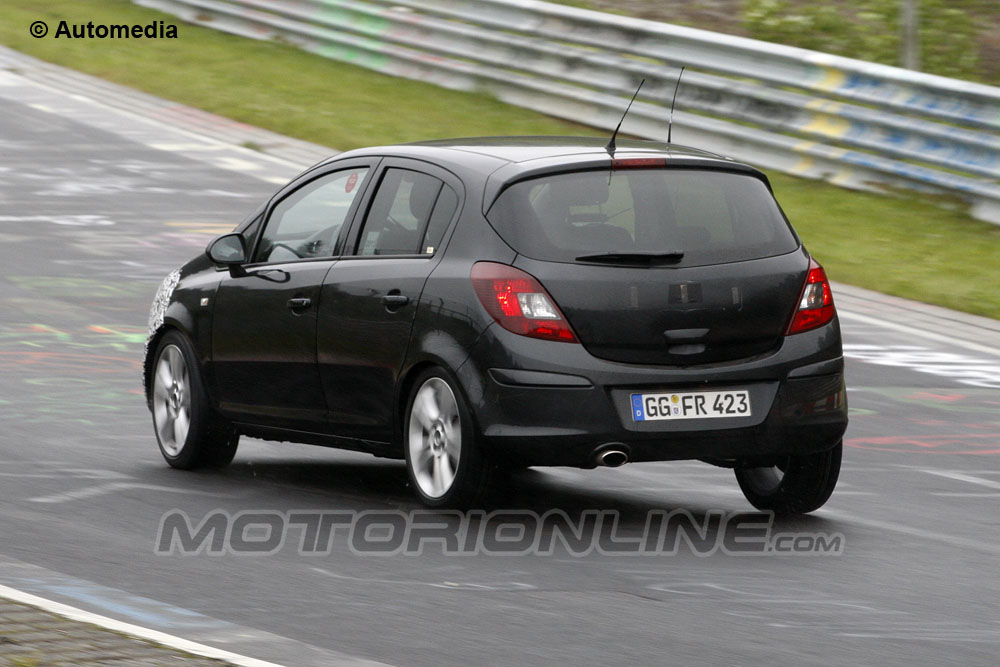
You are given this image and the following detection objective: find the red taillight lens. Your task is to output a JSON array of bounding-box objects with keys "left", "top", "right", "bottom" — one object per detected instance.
[
  {"left": 786, "top": 257, "right": 836, "bottom": 335},
  {"left": 470, "top": 262, "right": 578, "bottom": 343}
]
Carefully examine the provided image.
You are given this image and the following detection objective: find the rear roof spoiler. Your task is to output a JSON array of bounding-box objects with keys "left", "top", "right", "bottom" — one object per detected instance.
[{"left": 481, "top": 153, "right": 765, "bottom": 216}]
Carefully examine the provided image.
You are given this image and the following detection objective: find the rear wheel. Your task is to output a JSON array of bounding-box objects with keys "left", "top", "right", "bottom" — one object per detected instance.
[
  {"left": 151, "top": 331, "right": 238, "bottom": 469},
  {"left": 404, "top": 369, "right": 491, "bottom": 508},
  {"left": 734, "top": 442, "right": 841, "bottom": 514}
]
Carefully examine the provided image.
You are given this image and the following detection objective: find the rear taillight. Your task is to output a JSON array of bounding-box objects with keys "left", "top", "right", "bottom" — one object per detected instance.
[
  {"left": 786, "top": 257, "right": 836, "bottom": 335},
  {"left": 471, "top": 262, "right": 578, "bottom": 343}
]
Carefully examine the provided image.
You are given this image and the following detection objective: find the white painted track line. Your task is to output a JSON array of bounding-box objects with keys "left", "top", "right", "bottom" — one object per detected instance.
[{"left": 0, "top": 583, "right": 285, "bottom": 667}]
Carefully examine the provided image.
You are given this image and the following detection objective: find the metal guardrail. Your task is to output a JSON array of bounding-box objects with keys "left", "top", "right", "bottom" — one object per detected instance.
[{"left": 137, "top": 0, "right": 1000, "bottom": 224}]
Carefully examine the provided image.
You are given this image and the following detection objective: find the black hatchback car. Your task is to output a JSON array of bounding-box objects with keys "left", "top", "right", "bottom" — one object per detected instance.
[{"left": 144, "top": 137, "right": 847, "bottom": 512}]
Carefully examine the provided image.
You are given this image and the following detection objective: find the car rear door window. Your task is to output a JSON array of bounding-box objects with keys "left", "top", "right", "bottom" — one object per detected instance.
[
  {"left": 420, "top": 183, "right": 459, "bottom": 255},
  {"left": 255, "top": 168, "right": 369, "bottom": 263},
  {"left": 357, "top": 168, "right": 457, "bottom": 256}
]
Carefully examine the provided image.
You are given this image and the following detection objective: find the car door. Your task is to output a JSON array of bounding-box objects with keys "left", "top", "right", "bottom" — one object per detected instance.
[
  {"left": 212, "top": 160, "right": 376, "bottom": 430},
  {"left": 318, "top": 159, "right": 462, "bottom": 442}
]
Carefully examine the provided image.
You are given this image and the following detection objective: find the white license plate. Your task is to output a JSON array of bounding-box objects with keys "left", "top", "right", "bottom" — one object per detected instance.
[{"left": 630, "top": 390, "right": 751, "bottom": 422}]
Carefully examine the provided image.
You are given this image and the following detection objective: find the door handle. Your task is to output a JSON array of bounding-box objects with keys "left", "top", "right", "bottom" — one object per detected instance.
[
  {"left": 287, "top": 297, "right": 312, "bottom": 310},
  {"left": 382, "top": 293, "right": 410, "bottom": 310}
]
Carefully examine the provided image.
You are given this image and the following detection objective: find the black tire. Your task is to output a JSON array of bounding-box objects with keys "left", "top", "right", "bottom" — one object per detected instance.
[
  {"left": 150, "top": 330, "right": 238, "bottom": 470},
  {"left": 734, "top": 441, "right": 842, "bottom": 514},
  {"left": 403, "top": 368, "right": 492, "bottom": 508}
]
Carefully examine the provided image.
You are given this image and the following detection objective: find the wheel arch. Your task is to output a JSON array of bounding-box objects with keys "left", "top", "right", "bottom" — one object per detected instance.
[
  {"left": 395, "top": 339, "right": 484, "bottom": 455},
  {"left": 143, "top": 309, "right": 200, "bottom": 408}
]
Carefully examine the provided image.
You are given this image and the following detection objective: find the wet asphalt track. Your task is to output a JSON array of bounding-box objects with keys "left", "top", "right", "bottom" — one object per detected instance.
[{"left": 2, "top": 55, "right": 1000, "bottom": 666}]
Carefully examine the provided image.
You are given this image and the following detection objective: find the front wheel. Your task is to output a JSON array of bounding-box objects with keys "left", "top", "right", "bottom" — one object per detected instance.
[
  {"left": 404, "top": 369, "right": 491, "bottom": 508},
  {"left": 734, "top": 442, "right": 842, "bottom": 514},
  {"left": 151, "top": 331, "right": 238, "bottom": 469}
]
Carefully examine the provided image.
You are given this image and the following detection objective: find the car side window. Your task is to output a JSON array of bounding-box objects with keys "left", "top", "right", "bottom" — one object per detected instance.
[
  {"left": 357, "top": 169, "right": 447, "bottom": 256},
  {"left": 255, "top": 168, "right": 369, "bottom": 263},
  {"left": 420, "top": 184, "right": 458, "bottom": 255}
]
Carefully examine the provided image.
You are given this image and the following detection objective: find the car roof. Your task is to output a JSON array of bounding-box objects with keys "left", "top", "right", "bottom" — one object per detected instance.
[
  {"left": 408, "top": 136, "right": 733, "bottom": 162},
  {"left": 332, "top": 136, "right": 741, "bottom": 169},
  {"left": 327, "top": 137, "right": 768, "bottom": 213}
]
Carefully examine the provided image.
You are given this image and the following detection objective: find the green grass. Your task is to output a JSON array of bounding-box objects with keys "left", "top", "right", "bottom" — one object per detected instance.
[
  {"left": 2, "top": 0, "right": 998, "bottom": 318},
  {"left": 770, "top": 174, "right": 1000, "bottom": 318},
  {"left": 0, "top": 0, "right": 594, "bottom": 148}
]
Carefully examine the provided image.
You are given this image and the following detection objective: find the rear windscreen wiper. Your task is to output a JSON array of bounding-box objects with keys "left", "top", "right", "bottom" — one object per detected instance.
[{"left": 574, "top": 251, "right": 685, "bottom": 265}]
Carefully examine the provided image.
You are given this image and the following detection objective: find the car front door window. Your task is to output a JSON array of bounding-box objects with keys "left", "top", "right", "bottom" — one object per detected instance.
[{"left": 256, "top": 167, "right": 370, "bottom": 262}]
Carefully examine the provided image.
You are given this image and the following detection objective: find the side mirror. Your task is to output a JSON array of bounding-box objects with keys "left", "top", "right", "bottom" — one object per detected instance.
[{"left": 207, "top": 233, "right": 247, "bottom": 265}]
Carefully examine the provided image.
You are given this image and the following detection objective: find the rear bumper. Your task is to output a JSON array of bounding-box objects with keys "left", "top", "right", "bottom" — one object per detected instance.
[{"left": 457, "top": 323, "right": 848, "bottom": 467}]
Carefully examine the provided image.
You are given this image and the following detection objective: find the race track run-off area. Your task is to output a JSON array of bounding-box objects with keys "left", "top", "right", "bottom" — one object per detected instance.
[{"left": 1, "top": 49, "right": 1000, "bottom": 667}]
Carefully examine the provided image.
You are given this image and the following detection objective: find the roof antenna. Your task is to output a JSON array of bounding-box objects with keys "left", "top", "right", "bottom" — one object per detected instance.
[
  {"left": 605, "top": 78, "right": 645, "bottom": 157},
  {"left": 667, "top": 66, "right": 685, "bottom": 145}
]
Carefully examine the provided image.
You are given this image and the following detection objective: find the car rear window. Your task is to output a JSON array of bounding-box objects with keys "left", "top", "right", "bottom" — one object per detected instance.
[{"left": 486, "top": 168, "right": 799, "bottom": 266}]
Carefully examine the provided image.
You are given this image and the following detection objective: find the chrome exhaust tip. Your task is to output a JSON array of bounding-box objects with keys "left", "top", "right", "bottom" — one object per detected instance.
[{"left": 597, "top": 448, "right": 629, "bottom": 468}]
